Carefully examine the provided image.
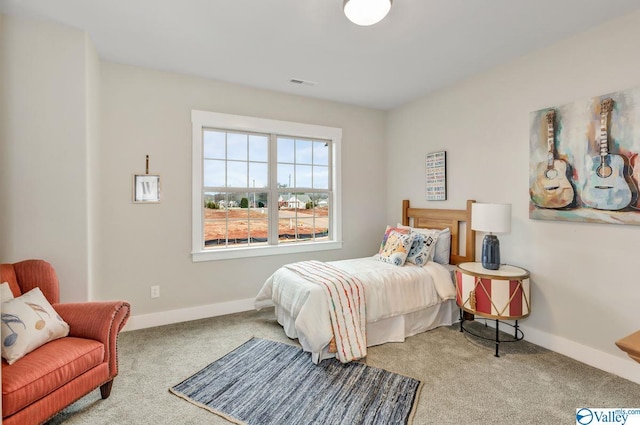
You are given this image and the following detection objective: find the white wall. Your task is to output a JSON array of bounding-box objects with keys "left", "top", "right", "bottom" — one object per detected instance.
[
  {"left": 95, "top": 62, "right": 387, "bottom": 323},
  {"left": 0, "top": 15, "right": 95, "bottom": 302},
  {"left": 0, "top": 13, "right": 387, "bottom": 327},
  {"left": 387, "top": 11, "right": 640, "bottom": 383},
  {"left": 86, "top": 26, "right": 101, "bottom": 302}
]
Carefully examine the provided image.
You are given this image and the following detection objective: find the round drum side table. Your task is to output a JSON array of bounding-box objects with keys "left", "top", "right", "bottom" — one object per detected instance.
[{"left": 455, "top": 262, "right": 530, "bottom": 357}]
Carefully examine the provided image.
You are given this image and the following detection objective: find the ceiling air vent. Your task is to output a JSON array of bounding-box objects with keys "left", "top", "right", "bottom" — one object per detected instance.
[{"left": 289, "top": 78, "right": 318, "bottom": 86}]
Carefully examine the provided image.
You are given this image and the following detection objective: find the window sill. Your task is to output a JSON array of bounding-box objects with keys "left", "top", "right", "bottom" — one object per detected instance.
[{"left": 191, "top": 240, "right": 343, "bottom": 262}]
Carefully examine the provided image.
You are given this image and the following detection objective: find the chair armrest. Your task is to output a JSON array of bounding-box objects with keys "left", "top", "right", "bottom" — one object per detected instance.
[{"left": 54, "top": 301, "right": 131, "bottom": 377}]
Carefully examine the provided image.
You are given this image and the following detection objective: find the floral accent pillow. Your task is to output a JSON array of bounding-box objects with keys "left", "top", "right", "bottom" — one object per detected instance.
[
  {"left": 1, "top": 287, "right": 70, "bottom": 364},
  {"left": 377, "top": 229, "right": 415, "bottom": 266},
  {"left": 406, "top": 230, "right": 439, "bottom": 266}
]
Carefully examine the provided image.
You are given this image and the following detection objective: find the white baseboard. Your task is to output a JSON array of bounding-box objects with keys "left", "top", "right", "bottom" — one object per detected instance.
[
  {"left": 122, "top": 301, "right": 640, "bottom": 385},
  {"left": 122, "top": 298, "right": 255, "bottom": 332},
  {"left": 519, "top": 324, "right": 640, "bottom": 385}
]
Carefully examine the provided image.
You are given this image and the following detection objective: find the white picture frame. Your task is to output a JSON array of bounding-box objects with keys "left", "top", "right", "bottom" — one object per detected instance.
[{"left": 133, "top": 174, "right": 161, "bottom": 203}]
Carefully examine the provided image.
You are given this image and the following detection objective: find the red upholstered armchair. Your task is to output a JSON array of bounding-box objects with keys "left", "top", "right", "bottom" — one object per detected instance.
[{"left": 1, "top": 260, "right": 130, "bottom": 425}]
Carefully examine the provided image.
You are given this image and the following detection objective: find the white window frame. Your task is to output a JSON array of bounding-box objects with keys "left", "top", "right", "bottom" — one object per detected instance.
[{"left": 191, "top": 110, "right": 343, "bottom": 262}]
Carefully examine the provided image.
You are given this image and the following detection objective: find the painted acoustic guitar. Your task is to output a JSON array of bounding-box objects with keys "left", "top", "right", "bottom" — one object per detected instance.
[
  {"left": 530, "top": 110, "right": 575, "bottom": 209},
  {"left": 582, "top": 98, "right": 637, "bottom": 211}
]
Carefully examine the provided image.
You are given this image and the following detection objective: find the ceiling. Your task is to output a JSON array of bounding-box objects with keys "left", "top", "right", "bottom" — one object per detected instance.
[{"left": 2, "top": 0, "right": 640, "bottom": 110}]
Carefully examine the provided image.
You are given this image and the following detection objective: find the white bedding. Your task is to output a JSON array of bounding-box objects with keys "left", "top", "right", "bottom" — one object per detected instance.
[{"left": 255, "top": 256, "right": 457, "bottom": 362}]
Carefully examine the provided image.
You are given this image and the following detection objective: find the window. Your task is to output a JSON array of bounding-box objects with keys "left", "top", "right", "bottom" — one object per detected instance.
[{"left": 192, "top": 110, "right": 342, "bottom": 261}]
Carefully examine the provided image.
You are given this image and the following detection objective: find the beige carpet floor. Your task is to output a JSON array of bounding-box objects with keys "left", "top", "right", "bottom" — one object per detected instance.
[{"left": 46, "top": 308, "right": 640, "bottom": 424}]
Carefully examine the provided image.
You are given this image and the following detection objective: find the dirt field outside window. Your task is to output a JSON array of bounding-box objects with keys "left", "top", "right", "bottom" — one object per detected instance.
[{"left": 204, "top": 207, "right": 329, "bottom": 243}]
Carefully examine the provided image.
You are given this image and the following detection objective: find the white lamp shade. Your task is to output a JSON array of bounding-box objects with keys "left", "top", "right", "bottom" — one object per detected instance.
[
  {"left": 471, "top": 203, "right": 511, "bottom": 233},
  {"left": 343, "top": 0, "right": 392, "bottom": 26}
]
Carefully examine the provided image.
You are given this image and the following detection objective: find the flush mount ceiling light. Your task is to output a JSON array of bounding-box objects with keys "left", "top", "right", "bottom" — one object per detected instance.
[{"left": 343, "top": 0, "right": 392, "bottom": 26}]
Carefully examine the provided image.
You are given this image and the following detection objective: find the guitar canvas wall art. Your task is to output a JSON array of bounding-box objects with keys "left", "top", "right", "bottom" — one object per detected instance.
[
  {"left": 529, "top": 87, "right": 640, "bottom": 225},
  {"left": 530, "top": 110, "right": 576, "bottom": 210}
]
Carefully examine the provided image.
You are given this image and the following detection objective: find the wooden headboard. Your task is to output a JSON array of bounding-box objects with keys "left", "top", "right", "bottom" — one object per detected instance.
[{"left": 402, "top": 199, "right": 476, "bottom": 265}]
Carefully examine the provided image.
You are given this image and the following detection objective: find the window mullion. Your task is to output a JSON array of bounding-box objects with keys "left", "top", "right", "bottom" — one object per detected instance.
[{"left": 268, "top": 134, "right": 278, "bottom": 245}]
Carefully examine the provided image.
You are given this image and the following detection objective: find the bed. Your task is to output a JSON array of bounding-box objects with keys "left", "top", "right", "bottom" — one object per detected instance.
[{"left": 255, "top": 199, "right": 476, "bottom": 363}]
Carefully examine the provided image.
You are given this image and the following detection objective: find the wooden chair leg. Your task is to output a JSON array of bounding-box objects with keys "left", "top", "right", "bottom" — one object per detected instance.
[{"left": 100, "top": 380, "right": 113, "bottom": 399}]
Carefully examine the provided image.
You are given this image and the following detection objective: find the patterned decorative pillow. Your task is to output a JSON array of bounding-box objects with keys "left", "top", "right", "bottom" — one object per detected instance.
[
  {"left": 377, "top": 229, "right": 415, "bottom": 266},
  {"left": 406, "top": 230, "right": 439, "bottom": 266},
  {"left": 378, "top": 225, "right": 411, "bottom": 254},
  {"left": 1, "top": 287, "right": 70, "bottom": 365},
  {"left": 397, "top": 223, "right": 451, "bottom": 264},
  {"left": 0, "top": 282, "right": 14, "bottom": 302}
]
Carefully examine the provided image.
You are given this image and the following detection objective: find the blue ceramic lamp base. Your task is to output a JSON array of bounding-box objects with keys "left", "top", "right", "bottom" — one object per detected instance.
[{"left": 481, "top": 234, "right": 500, "bottom": 270}]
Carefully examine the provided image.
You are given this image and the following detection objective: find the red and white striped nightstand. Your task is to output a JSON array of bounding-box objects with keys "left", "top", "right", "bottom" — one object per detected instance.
[{"left": 455, "top": 262, "right": 530, "bottom": 357}]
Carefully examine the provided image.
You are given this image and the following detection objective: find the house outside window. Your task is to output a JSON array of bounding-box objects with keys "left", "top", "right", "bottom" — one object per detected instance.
[{"left": 191, "top": 110, "right": 342, "bottom": 261}]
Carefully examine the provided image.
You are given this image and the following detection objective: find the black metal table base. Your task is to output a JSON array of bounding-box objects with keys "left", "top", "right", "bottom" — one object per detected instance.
[{"left": 459, "top": 309, "right": 524, "bottom": 357}]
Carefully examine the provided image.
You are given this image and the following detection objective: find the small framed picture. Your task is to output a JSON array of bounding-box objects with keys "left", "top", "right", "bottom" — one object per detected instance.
[
  {"left": 133, "top": 174, "right": 161, "bottom": 203},
  {"left": 425, "top": 151, "right": 447, "bottom": 201}
]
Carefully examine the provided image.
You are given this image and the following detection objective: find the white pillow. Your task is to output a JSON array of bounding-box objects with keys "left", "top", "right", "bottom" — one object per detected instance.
[
  {"left": 433, "top": 228, "right": 451, "bottom": 265},
  {"left": 1, "top": 282, "right": 14, "bottom": 302},
  {"left": 1, "top": 287, "right": 70, "bottom": 364},
  {"left": 398, "top": 224, "right": 451, "bottom": 264}
]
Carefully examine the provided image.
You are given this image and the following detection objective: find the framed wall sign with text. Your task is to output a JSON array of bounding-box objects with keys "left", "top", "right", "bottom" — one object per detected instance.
[
  {"left": 133, "top": 174, "right": 161, "bottom": 203},
  {"left": 426, "top": 151, "right": 446, "bottom": 201}
]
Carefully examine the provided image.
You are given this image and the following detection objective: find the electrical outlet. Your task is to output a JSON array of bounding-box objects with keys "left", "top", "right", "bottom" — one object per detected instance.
[{"left": 150, "top": 285, "right": 160, "bottom": 299}]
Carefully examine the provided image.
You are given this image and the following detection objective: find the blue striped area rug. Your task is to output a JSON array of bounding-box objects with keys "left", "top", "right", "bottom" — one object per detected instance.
[{"left": 170, "top": 337, "right": 422, "bottom": 425}]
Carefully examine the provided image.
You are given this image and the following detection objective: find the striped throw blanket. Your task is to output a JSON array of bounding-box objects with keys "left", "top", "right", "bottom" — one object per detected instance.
[{"left": 284, "top": 260, "right": 366, "bottom": 363}]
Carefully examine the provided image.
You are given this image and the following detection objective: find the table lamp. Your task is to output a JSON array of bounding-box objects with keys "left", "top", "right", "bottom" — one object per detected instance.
[{"left": 471, "top": 203, "right": 511, "bottom": 270}]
